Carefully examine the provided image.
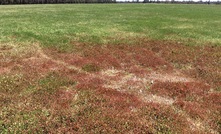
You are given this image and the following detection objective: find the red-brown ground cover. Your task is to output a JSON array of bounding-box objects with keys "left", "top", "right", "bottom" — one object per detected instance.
[{"left": 0, "top": 39, "right": 220, "bottom": 133}]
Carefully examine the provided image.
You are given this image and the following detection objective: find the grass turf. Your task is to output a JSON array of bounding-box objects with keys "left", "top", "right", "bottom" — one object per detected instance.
[
  {"left": 0, "top": 4, "right": 221, "bottom": 51},
  {"left": 0, "top": 4, "right": 221, "bottom": 133}
]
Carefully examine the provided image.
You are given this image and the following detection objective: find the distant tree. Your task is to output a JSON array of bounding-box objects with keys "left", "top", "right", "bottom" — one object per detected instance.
[{"left": 208, "top": 0, "right": 210, "bottom": 4}]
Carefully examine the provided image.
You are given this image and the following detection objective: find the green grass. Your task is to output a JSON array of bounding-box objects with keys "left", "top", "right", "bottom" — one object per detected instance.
[
  {"left": 0, "top": 4, "right": 221, "bottom": 51},
  {"left": 0, "top": 4, "right": 221, "bottom": 133}
]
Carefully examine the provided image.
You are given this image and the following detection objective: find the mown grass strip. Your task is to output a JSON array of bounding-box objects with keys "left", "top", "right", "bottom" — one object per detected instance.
[{"left": 0, "top": 4, "right": 221, "bottom": 51}]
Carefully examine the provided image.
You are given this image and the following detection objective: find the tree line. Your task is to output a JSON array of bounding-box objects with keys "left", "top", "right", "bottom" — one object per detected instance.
[
  {"left": 0, "top": 0, "right": 220, "bottom": 4},
  {"left": 0, "top": 0, "right": 115, "bottom": 4}
]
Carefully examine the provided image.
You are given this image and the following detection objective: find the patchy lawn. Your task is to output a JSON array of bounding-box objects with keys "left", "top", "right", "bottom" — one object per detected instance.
[{"left": 0, "top": 39, "right": 220, "bottom": 133}]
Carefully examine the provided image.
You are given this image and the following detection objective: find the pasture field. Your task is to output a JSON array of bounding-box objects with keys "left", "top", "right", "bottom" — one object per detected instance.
[{"left": 0, "top": 4, "right": 221, "bottom": 133}]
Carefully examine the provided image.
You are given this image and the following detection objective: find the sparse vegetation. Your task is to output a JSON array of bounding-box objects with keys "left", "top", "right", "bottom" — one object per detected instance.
[
  {"left": 0, "top": 4, "right": 220, "bottom": 133},
  {"left": 82, "top": 63, "right": 100, "bottom": 72}
]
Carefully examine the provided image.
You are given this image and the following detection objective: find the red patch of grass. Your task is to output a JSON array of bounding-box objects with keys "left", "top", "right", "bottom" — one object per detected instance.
[
  {"left": 127, "top": 65, "right": 151, "bottom": 76},
  {"left": 138, "top": 103, "right": 193, "bottom": 133},
  {"left": 17, "top": 59, "right": 59, "bottom": 80},
  {"left": 51, "top": 89, "right": 76, "bottom": 110},
  {"left": 174, "top": 92, "right": 221, "bottom": 131},
  {"left": 75, "top": 76, "right": 104, "bottom": 89},
  {"left": 204, "top": 93, "right": 221, "bottom": 106},
  {"left": 46, "top": 43, "right": 174, "bottom": 72},
  {"left": 174, "top": 101, "right": 208, "bottom": 119},
  {"left": 150, "top": 81, "right": 210, "bottom": 100},
  {"left": 95, "top": 87, "right": 143, "bottom": 111},
  {"left": 1, "top": 39, "right": 220, "bottom": 133},
  {"left": 145, "top": 40, "right": 221, "bottom": 88}
]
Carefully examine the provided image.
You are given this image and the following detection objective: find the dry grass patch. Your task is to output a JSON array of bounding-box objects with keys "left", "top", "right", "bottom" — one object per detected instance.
[{"left": 0, "top": 40, "right": 220, "bottom": 133}]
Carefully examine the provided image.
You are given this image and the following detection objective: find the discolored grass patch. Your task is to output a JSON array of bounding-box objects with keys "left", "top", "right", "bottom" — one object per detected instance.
[
  {"left": 0, "top": 39, "right": 220, "bottom": 133},
  {"left": 82, "top": 63, "right": 100, "bottom": 72}
]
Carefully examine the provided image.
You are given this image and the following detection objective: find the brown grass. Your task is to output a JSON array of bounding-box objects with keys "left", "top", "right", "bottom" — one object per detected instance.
[{"left": 0, "top": 40, "right": 220, "bottom": 133}]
